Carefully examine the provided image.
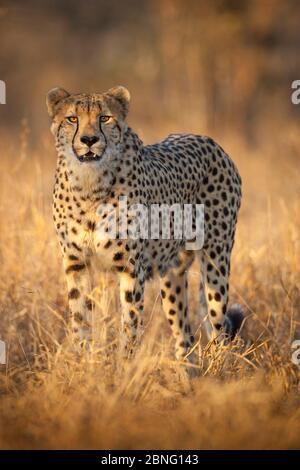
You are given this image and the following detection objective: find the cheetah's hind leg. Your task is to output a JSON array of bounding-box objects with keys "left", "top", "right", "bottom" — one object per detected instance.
[{"left": 199, "top": 251, "right": 244, "bottom": 343}]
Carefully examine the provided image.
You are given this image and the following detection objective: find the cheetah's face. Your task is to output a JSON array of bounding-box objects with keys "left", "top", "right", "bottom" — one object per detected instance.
[{"left": 46, "top": 86, "right": 130, "bottom": 164}]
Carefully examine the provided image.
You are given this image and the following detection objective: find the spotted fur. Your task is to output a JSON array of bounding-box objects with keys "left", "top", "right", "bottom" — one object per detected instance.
[{"left": 47, "top": 85, "right": 243, "bottom": 363}]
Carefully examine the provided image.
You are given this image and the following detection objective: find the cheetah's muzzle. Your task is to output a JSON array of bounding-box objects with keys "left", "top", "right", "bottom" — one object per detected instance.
[{"left": 77, "top": 151, "right": 102, "bottom": 163}]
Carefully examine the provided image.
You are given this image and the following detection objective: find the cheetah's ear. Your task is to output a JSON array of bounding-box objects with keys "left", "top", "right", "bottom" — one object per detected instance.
[
  {"left": 46, "top": 87, "right": 70, "bottom": 117},
  {"left": 106, "top": 86, "right": 130, "bottom": 118}
]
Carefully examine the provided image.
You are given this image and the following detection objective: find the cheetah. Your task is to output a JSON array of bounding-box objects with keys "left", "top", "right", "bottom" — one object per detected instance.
[{"left": 47, "top": 85, "right": 243, "bottom": 365}]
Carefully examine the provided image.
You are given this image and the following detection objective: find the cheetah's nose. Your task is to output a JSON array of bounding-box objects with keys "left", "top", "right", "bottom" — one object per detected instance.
[{"left": 80, "top": 135, "right": 99, "bottom": 147}]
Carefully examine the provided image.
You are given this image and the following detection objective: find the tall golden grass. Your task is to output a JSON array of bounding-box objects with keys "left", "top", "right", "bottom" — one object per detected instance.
[{"left": 0, "top": 123, "right": 300, "bottom": 449}]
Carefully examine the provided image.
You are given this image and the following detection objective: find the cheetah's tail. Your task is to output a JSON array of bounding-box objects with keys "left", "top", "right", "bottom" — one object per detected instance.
[{"left": 224, "top": 304, "right": 245, "bottom": 339}]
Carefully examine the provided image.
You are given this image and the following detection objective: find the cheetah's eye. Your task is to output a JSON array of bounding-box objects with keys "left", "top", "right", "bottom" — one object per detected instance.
[
  {"left": 99, "top": 115, "right": 111, "bottom": 123},
  {"left": 67, "top": 116, "right": 78, "bottom": 124}
]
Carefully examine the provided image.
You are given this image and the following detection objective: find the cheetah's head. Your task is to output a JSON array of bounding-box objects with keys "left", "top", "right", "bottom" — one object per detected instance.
[{"left": 46, "top": 86, "right": 130, "bottom": 164}]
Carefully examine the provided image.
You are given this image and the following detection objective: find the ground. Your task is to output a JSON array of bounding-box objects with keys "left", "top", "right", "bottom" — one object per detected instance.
[{"left": 0, "top": 125, "right": 300, "bottom": 449}]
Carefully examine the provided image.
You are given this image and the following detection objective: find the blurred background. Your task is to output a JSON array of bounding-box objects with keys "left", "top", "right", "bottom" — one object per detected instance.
[{"left": 1, "top": 0, "right": 300, "bottom": 144}]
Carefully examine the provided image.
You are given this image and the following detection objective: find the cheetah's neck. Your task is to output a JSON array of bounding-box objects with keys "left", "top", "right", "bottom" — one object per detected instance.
[{"left": 56, "top": 127, "right": 144, "bottom": 208}]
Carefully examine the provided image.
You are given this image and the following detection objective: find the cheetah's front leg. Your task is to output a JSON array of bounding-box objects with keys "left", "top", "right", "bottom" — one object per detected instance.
[
  {"left": 63, "top": 254, "right": 94, "bottom": 347},
  {"left": 119, "top": 268, "right": 145, "bottom": 357}
]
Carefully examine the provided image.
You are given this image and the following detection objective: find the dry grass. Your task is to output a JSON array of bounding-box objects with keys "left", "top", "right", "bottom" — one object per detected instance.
[{"left": 0, "top": 126, "right": 300, "bottom": 450}]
